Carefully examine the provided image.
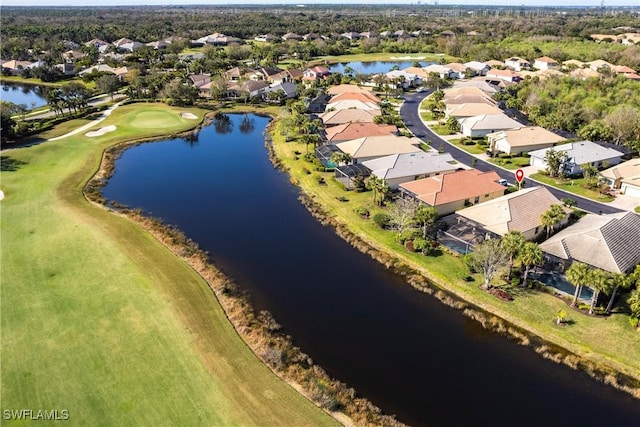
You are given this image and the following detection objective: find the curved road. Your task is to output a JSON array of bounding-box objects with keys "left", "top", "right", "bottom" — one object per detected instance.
[{"left": 400, "top": 91, "right": 623, "bottom": 215}]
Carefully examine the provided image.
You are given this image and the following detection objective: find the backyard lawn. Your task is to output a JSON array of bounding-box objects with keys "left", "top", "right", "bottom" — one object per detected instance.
[
  {"left": 272, "top": 125, "right": 640, "bottom": 384},
  {"left": 1, "top": 103, "right": 338, "bottom": 427}
]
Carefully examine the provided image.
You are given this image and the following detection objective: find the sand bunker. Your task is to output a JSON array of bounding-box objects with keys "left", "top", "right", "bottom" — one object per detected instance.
[
  {"left": 85, "top": 125, "right": 116, "bottom": 137},
  {"left": 180, "top": 112, "right": 198, "bottom": 120}
]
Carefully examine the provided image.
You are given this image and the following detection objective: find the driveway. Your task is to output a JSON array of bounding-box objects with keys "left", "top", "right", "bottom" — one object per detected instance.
[{"left": 399, "top": 91, "right": 624, "bottom": 215}]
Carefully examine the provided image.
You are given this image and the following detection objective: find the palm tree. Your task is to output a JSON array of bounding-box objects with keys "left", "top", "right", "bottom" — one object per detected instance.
[
  {"left": 414, "top": 204, "right": 437, "bottom": 239},
  {"left": 540, "top": 204, "right": 566, "bottom": 238},
  {"left": 627, "top": 288, "right": 640, "bottom": 330},
  {"left": 588, "top": 268, "right": 612, "bottom": 315},
  {"left": 501, "top": 231, "right": 525, "bottom": 280},
  {"left": 566, "top": 262, "right": 590, "bottom": 307},
  {"left": 366, "top": 175, "right": 389, "bottom": 206},
  {"left": 520, "top": 242, "right": 543, "bottom": 286},
  {"left": 605, "top": 271, "right": 635, "bottom": 314}
]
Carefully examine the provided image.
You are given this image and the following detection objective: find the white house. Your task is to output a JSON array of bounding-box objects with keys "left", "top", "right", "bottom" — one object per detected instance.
[
  {"left": 528, "top": 141, "right": 625, "bottom": 176},
  {"left": 458, "top": 114, "right": 522, "bottom": 138},
  {"left": 533, "top": 56, "right": 560, "bottom": 70},
  {"left": 488, "top": 126, "right": 566, "bottom": 156},
  {"left": 505, "top": 57, "right": 531, "bottom": 71},
  {"left": 463, "top": 61, "right": 491, "bottom": 76}
]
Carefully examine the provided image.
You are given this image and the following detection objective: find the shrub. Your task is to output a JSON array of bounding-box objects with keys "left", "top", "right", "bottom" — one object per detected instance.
[
  {"left": 335, "top": 196, "right": 349, "bottom": 202},
  {"left": 511, "top": 275, "right": 521, "bottom": 287},
  {"left": 354, "top": 206, "right": 370, "bottom": 218},
  {"left": 316, "top": 175, "right": 326, "bottom": 184},
  {"left": 372, "top": 212, "right": 391, "bottom": 229},
  {"left": 413, "top": 236, "right": 435, "bottom": 254}
]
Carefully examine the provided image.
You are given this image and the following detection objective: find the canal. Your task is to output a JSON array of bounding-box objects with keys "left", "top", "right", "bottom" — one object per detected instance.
[{"left": 102, "top": 113, "right": 640, "bottom": 427}]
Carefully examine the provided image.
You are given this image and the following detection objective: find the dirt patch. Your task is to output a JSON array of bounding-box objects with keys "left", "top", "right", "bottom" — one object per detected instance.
[
  {"left": 180, "top": 112, "right": 198, "bottom": 120},
  {"left": 85, "top": 125, "right": 117, "bottom": 138}
]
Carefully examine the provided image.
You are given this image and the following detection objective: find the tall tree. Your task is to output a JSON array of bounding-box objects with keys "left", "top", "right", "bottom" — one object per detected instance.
[
  {"left": 544, "top": 148, "right": 568, "bottom": 178},
  {"left": 627, "top": 288, "right": 640, "bottom": 330},
  {"left": 95, "top": 74, "right": 121, "bottom": 100},
  {"left": 541, "top": 204, "right": 566, "bottom": 238},
  {"left": 588, "top": 269, "right": 612, "bottom": 315},
  {"left": 501, "top": 231, "right": 525, "bottom": 280},
  {"left": 604, "top": 271, "right": 635, "bottom": 315},
  {"left": 566, "top": 261, "right": 590, "bottom": 307},
  {"left": 388, "top": 199, "right": 417, "bottom": 239},
  {"left": 469, "top": 239, "right": 509, "bottom": 290},
  {"left": 414, "top": 204, "right": 437, "bottom": 239},
  {"left": 520, "top": 242, "right": 543, "bottom": 285}
]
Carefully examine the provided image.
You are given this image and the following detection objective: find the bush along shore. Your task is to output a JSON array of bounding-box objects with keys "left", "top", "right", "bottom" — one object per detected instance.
[
  {"left": 84, "top": 115, "right": 407, "bottom": 427},
  {"left": 263, "top": 123, "right": 640, "bottom": 400}
]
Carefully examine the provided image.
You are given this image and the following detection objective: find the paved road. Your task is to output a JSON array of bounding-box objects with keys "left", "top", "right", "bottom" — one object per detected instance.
[{"left": 399, "top": 91, "right": 623, "bottom": 215}]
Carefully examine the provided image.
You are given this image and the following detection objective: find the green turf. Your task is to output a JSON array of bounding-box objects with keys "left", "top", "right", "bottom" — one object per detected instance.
[
  {"left": 1, "top": 103, "right": 338, "bottom": 426},
  {"left": 530, "top": 173, "right": 615, "bottom": 202},
  {"left": 272, "top": 129, "right": 640, "bottom": 383}
]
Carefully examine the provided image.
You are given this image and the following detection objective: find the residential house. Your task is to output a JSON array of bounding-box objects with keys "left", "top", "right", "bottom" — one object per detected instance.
[
  {"left": 189, "top": 74, "right": 211, "bottom": 88},
  {"left": 562, "top": 59, "right": 586, "bottom": 70},
  {"left": 453, "top": 79, "right": 500, "bottom": 95},
  {"left": 303, "top": 66, "right": 331, "bottom": 82},
  {"left": 445, "top": 63, "right": 469, "bottom": 79},
  {"left": 590, "top": 34, "right": 620, "bottom": 43},
  {"left": 341, "top": 32, "right": 361, "bottom": 40},
  {"left": 324, "top": 122, "right": 397, "bottom": 143},
  {"left": 586, "top": 60, "right": 614, "bottom": 72},
  {"left": 1, "top": 60, "right": 34, "bottom": 75},
  {"left": 485, "top": 60, "right": 506, "bottom": 68},
  {"left": 464, "top": 61, "right": 491, "bottom": 76},
  {"left": 335, "top": 135, "right": 422, "bottom": 164},
  {"left": 422, "top": 64, "right": 454, "bottom": 79},
  {"left": 225, "top": 67, "right": 262, "bottom": 81},
  {"left": 485, "top": 69, "right": 522, "bottom": 83},
  {"left": 360, "top": 31, "right": 377, "bottom": 39},
  {"left": 227, "top": 80, "right": 269, "bottom": 99},
  {"left": 540, "top": 212, "right": 640, "bottom": 273},
  {"left": 600, "top": 159, "right": 640, "bottom": 198},
  {"left": 519, "top": 69, "right": 564, "bottom": 80},
  {"left": 263, "top": 82, "right": 298, "bottom": 101},
  {"left": 303, "top": 33, "right": 323, "bottom": 42},
  {"left": 402, "top": 66, "right": 432, "bottom": 80},
  {"left": 85, "top": 38, "right": 110, "bottom": 53},
  {"left": 399, "top": 169, "right": 506, "bottom": 216},
  {"left": 254, "top": 34, "right": 276, "bottom": 42},
  {"left": 458, "top": 114, "right": 522, "bottom": 138},
  {"left": 327, "top": 84, "right": 376, "bottom": 96},
  {"left": 534, "top": 56, "right": 560, "bottom": 70},
  {"left": 281, "top": 32, "right": 303, "bottom": 41},
  {"left": 361, "top": 152, "right": 458, "bottom": 190},
  {"left": 446, "top": 103, "right": 504, "bottom": 120},
  {"left": 118, "top": 41, "right": 144, "bottom": 53},
  {"left": 113, "top": 66, "right": 130, "bottom": 81},
  {"left": 529, "top": 141, "right": 625, "bottom": 176},
  {"left": 612, "top": 64, "right": 638, "bottom": 77},
  {"left": 146, "top": 40, "right": 170, "bottom": 50},
  {"left": 269, "top": 68, "right": 303, "bottom": 85},
  {"left": 78, "top": 64, "right": 116, "bottom": 76},
  {"left": 488, "top": 126, "right": 566, "bottom": 155},
  {"left": 193, "top": 33, "right": 241, "bottom": 46},
  {"left": 385, "top": 69, "right": 422, "bottom": 88},
  {"left": 620, "top": 33, "right": 640, "bottom": 45},
  {"left": 570, "top": 68, "right": 602, "bottom": 80},
  {"left": 319, "top": 108, "right": 381, "bottom": 127},
  {"left": 456, "top": 186, "right": 569, "bottom": 241},
  {"left": 505, "top": 57, "right": 531, "bottom": 71},
  {"left": 439, "top": 30, "right": 456, "bottom": 37},
  {"left": 325, "top": 91, "right": 381, "bottom": 112}
]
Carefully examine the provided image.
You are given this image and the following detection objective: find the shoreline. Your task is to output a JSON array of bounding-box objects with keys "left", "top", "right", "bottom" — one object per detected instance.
[
  {"left": 84, "top": 110, "right": 404, "bottom": 427},
  {"left": 264, "top": 117, "right": 640, "bottom": 399}
]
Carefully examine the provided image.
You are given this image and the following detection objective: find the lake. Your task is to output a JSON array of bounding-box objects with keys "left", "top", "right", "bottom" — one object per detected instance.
[
  {"left": 0, "top": 82, "right": 48, "bottom": 108},
  {"left": 329, "top": 60, "right": 433, "bottom": 75},
  {"left": 102, "top": 113, "right": 640, "bottom": 427}
]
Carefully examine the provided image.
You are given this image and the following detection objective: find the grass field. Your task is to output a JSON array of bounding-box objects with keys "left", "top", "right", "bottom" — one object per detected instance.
[
  {"left": 530, "top": 173, "right": 615, "bottom": 202},
  {"left": 1, "top": 103, "right": 338, "bottom": 426},
  {"left": 272, "top": 128, "right": 640, "bottom": 384},
  {"left": 311, "top": 52, "right": 457, "bottom": 66}
]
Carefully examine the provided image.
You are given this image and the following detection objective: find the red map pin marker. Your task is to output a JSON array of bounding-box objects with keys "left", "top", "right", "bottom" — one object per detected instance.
[{"left": 515, "top": 169, "right": 524, "bottom": 183}]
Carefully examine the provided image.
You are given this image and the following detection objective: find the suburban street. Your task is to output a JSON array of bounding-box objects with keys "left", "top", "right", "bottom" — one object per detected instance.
[{"left": 399, "top": 91, "right": 624, "bottom": 215}]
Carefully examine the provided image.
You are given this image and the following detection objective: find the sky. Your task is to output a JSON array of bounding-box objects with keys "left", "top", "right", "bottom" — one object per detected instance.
[{"left": 2, "top": 1, "right": 639, "bottom": 7}]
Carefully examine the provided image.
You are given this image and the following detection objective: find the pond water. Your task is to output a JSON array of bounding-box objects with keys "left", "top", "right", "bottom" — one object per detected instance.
[
  {"left": 0, "top": 82, "right": 48, "bottom": 108},
  {"left": 329, "top": 60, "right": 433, "bottom": 75},
  {"left": 102, "top": 113, "right": 640, "bottom": 427}
]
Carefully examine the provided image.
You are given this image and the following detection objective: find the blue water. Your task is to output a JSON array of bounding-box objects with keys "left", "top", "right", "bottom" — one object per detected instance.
[
  {"left": 102, "top": 114, "right": 640, "bottom": 427},
  {"left": 0, "top": 82, "right": 48, "bottom": 108},
  {"left": 330, "top": 60, "right": 433, "bottom": 75},
  {"left": 532, "top": 271, "right": 594, "bottom": 301}
]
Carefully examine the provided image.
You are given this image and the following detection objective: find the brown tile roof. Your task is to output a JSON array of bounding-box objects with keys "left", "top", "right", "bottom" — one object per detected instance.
[
  {"left": 399, "top": 169, "right": 504, "bottom": 206},
  {"left": 329, "top": 91, "right": 381, "bottom": 104},
  {"left": 325, "top": 123, "right": 397, "bottom": 142},
  {"left": 319, "top": 109, "right": 381, "bottom": 126},
  {"left": 327, "top": 84, "right": 374, "bottom": 95}
]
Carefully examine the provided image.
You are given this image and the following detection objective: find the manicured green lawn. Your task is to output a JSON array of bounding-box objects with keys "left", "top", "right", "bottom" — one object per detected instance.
[
  {"left": 448, "top": 138, "right": 486, "bottom": 154},
  {"left": 312, "top": 52, "right": 457, "bottom": 66},
  {"left": 530, "top": 173, "right": 615, "bottom": 202},
  {"left": 273, "top": 127, "right": 640, "bottom": 383},
  {"left": 1, "top": 103, "right": 338, "bottom": 427},
  {"left": 488, "top": 155, "right": 532, "bottom": 170}
]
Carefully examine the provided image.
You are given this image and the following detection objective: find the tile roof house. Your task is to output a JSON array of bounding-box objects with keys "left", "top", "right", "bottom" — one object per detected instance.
[
  {"left": 452, "top": 79, "right": 500, "bottom": 95},
  {"left": 487, "top": 126, "right": 566, "bottom": 155},
  {"left": 263, "top": 82, "right": 298, "bottom": 100},
  {"left": 485, "top": 69, "right": 522, "bottom": 83},
  {"left": 319, "top": 108, "right": 381, "bottom": 126},
  {"left": 325, "top": 99, "right": 380, "bottom": 112},
  {"left": 534, "top": 56, "right": 560, "bottom": 70},
  {"left": 569, "top": 68, "right": 602, "bottom": 80},
  {"left": 446, "top": 103, "right": 504, "bottom": 119},
  {"left": 458, "top": 113, "right": 522, "bottom": 138},
  {"left": 282, "top": 32, "right": 303, "bottom": 41},
  {"left": 303, "top": 65, "right": 331, "bottom": 81},
  {"left": 335, "top": 135, "right": 422, "bottom": 164},
  {"left": 600, "top": 158, "right": 640, "bottom": 198},
  {"left": 327, "top": 84, "right": 375, "bottom": 95},
  {"left": 505, "top": 57, "right": 531, "bottom": 71},
  {"left": 529, "top": 141, "right": 625, "bottom": 176},
  {"left": 422, "top": 64, "right": 455, "bottom": 79},
  {"left": 269, "top": 68, "right": 303, "bottom": 84},
  {"left": 445, "top": 62, "right": 469, "bottom": 79},
  {"left": 362, "top": 152, "right": 458, "bottom": 189},
  {"left": 329, "top": 90, "right": 381, "bottom": 104},
  {"left": 587, "top": 60, "right": 614, "bottom": 71},
  {"left": 540, "top": 212, "right": 640, "bottom": 273},
  {"left": 1, "top": 60, "right": 34, "bottom": 75},
  {"left": 399, "top": 169, "right": 506, "bottom": 216},
  {"left": 456, "top": 186, "right": 569, "bottom": 240},
  {"left": 562, "top": 59, "right": 586, "bottom": 69},
  {"left": 324, "top": 123, "right": 397, "bottom": 142},
  {"left": 463, "top": 61, "right": 491, "bottom": 76}
]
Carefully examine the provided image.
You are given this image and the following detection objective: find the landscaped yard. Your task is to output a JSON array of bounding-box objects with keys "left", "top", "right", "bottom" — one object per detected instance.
[
  {"left": 448, "top": 138, "right": 487, "bottom": 155},
  {"left": 487, "top": 154, "right": 532, "bottom": 170},
  {"left": 272, "top": 126, "right": 640, "bottom": 384},
  {"left": 1, "top": 103, "right": 338, "bottom": 427},
  {"left": 530, "top": 173, "right": 615, "bottom": 202}
]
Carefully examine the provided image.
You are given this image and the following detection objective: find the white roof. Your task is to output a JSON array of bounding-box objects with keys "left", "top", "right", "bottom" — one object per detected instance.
[
  {"left": 362, "top": 152, "right": 457, "bottom": 180},
  {"left": 459, "top": 114, "right": 522, "bottom": 131},
  {"left": 528, "top": 141, "right": 625, "bottom": 164}
]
